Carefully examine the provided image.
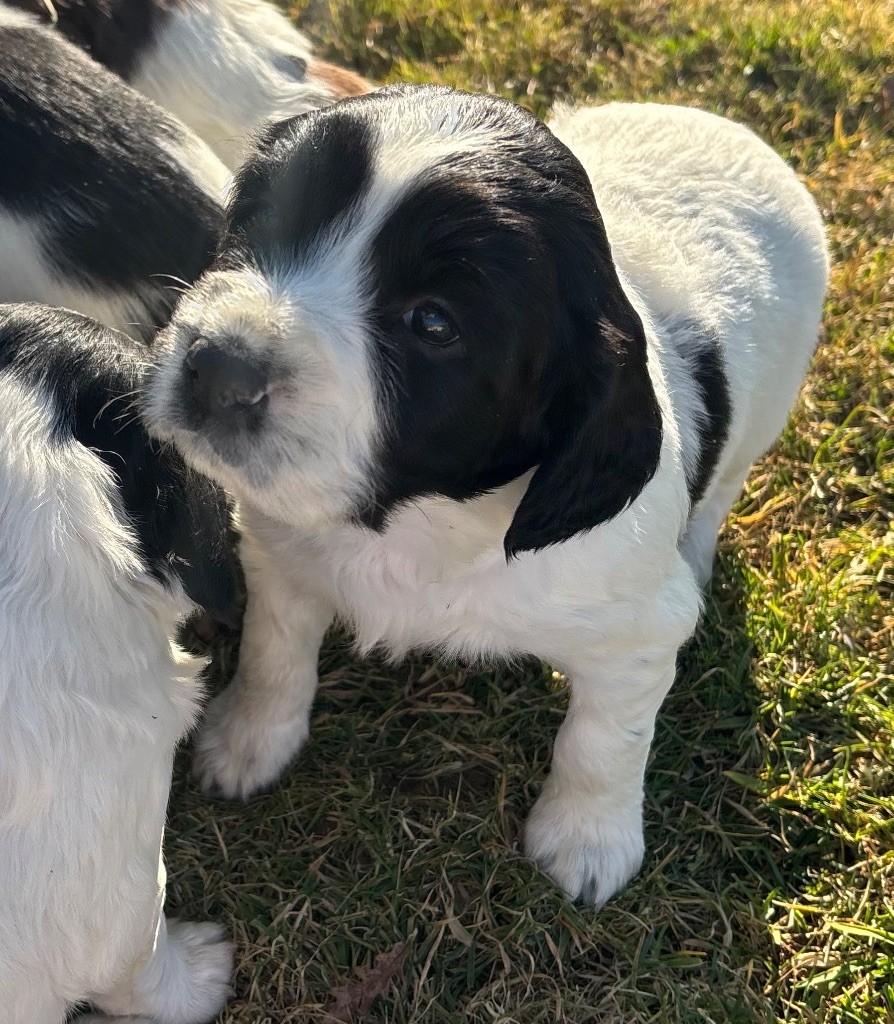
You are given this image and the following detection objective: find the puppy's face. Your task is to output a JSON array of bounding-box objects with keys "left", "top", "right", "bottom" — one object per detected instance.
[{"left": 147, "top": 86, "right": 662, "bottom": 555}]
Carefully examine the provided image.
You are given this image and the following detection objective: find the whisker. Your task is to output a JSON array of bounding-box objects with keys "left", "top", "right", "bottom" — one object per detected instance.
[
  {"left": 92, "top": 389, "right": 144, "bottom": 429},
  {"left": 151, "top": 273, "right": 194, "bottom": 289}
]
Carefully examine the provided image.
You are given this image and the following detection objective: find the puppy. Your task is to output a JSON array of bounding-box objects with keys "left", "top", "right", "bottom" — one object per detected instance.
[
  {"left": 146, "top": 87, "right": 828, "bottom": 904},
  {"left": 0, "top": 5, "right": 227, "bottom": 341},
  {"left": 4, "top": 0, "right": 370, "bottom": 168},
  {"left": 0, "top": 303, "right": 237, "bottom": 1024}
]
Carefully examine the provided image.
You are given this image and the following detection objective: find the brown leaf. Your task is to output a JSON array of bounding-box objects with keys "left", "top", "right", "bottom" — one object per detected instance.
[{"left": 325, "top": 942, "right": 407, "bottom": 1023}]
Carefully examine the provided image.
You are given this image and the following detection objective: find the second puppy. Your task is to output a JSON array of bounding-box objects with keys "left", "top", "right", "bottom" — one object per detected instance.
[{"left": 0, "top": 303, "right": 238, "bottom": 1024}]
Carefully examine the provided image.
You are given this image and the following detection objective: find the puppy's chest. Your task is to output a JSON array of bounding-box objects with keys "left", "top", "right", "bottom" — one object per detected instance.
[{"left": 304, "top": 517, "right": 561, "bottom": 661}]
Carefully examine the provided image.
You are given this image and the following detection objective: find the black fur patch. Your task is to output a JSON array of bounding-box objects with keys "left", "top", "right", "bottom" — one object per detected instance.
[
  {"left": 0, "top": 20, "right": 223, "bottom": 337},
  {"left": 359, "top": 173, "right": 556, "bottom": 528},
  {"left": 328, "top": 86, "right": 663, "bottom": 552},
  {"left": 6, "top": 0, "right": 167, "bottom": 78},
  {"left": 686, "top": 339, "right": 732, "bottom": 506},
  {"left": 0, "top": 303, "right": 241, "bottom": 622},
  {"left": 225, "top": 107, "right": 374, "bottom": 262}
]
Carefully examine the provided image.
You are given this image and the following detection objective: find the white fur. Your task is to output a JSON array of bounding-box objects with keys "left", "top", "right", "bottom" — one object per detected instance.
[
  {"left": 0, "top": 3, "right": 36, "bottom": 28},
  {"left": 151, "top": 100, "right": 828, "bottom": 903},
  {"left": 0, "top": 375, "right": 232, "bottom": 1022},
  {"left": 131, "top": 0, "right": 351, "bottom": 168},
  {"left": 0, "top": 209, "right": 150, "bottom": 338},
  {"left": 549, "top": 102, "right": 829, "bottom": 584},
  {"left": 147, "top": 262, "right": 380, "bottom": 528},
  {"left": 156, "top": 129, "right": 232, "bottom": 204}
]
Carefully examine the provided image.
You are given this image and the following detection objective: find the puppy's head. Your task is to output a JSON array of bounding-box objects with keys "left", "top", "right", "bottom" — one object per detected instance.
[{"left": 146, "top": 85, "right": 662, "bottom": 556}]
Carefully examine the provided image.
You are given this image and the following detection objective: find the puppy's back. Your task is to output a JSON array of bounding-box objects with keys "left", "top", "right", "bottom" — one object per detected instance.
[
  {"left": 549, "top": 102, "right": 828, "bottom": 502},
  {"left": 0, "top": 305, "right": 203, "bottom": 824},
  {"left": 0, "top": 7, "right": 227, "bottom": 339},
  {"left": 0, "top": 304, "right": 214, "bottom": 1008},
  {"left": 549, "top": 102, "right": 827, "bottom": 339}
]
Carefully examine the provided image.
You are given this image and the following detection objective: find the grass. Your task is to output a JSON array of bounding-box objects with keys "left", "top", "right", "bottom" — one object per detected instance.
[{"left": 164, "top": 1, "right": 893, "bottom": 1021}]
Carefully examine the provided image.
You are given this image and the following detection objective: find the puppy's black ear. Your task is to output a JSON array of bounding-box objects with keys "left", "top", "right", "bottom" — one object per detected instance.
[
  {"left": 121, "top": 442, "right": 244, "bottom": 628},
  {"left": 504, "top": 200, "right": 662, "bottom": 559},
  {"left": 165, "top": 466, "right": 244, "bottom": 628}
]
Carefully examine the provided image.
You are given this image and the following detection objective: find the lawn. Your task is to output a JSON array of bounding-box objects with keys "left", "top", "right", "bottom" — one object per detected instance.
[{"left": 164, "top": 2, "right": 893, "bottom": 1021}]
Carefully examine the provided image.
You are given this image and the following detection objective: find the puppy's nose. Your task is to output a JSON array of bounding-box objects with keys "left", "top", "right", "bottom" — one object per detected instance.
[{"left": 185, "top": 338, "right": 268, "bottom": 416}]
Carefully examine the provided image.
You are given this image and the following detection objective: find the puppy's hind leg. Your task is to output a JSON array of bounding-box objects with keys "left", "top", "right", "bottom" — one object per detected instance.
[
  {"left": 88, "top": 917, "right": 232, "bottom": 1024},
  {"left": 680, "top": 473, "right": 747, "bottom": 587}
]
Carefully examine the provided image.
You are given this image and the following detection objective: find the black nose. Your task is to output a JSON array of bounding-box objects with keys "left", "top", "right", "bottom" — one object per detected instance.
[{"left": 185, "top": 338, "right": 268, "bottom": 416}]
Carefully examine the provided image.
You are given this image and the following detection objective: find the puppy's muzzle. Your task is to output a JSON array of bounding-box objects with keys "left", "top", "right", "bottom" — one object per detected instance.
[{"left": 185, "top": 338, "right": 269, "bottom": 421}]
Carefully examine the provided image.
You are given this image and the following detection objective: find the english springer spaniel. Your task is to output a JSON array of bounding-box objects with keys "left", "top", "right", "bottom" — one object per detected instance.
[
  {"left": 4, "top": 0, "right": 369, "bottom": 168},
  {"left": 0, "top": 304, "right": 237, "bottom": 1024},
  {"left": 0, "top": 5, "right": 227, "bottom": 341},
  {"left": 146, "top": 87, "right": 828, "bottom": 905}
]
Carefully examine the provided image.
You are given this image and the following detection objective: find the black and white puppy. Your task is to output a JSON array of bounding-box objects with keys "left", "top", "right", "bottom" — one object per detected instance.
[
  {"left": 4, "top": 0, "right": 370, "bottom": 168},
  {"left": 0, "top": 304, "right": 237, "bottom": 1024},
  {"left": 146, "top": 86, "right": 829, "bottom": 905},
  {"left": 0, "top": 5, "right": 228, "bottom": 341}
]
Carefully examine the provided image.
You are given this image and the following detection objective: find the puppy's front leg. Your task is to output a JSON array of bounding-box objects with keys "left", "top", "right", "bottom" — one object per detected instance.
[
  {"left": 194, "top": 525, "right": 333, "bottom": 800},
  {"left": 524, "top": 647, "right": 677, "bottom": 906}
]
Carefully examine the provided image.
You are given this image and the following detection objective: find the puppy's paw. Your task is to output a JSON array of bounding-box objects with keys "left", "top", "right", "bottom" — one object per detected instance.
[
  {"left": 92, "top": 920, "right": 232, "bottom": 1024},
  {"left": 193, "top": 680, "right": 309, "bottom": 800},
  {"left": 523, "top": 790, "right": 644, "bottom": 906},
  {"left": 147, "top": 921, "right": 233, "bottom": 1024}
]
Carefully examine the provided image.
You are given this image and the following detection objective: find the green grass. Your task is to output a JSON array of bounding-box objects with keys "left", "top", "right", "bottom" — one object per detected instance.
[{"left": 165, "top": 2, "right": 893, "bottom": 1021}]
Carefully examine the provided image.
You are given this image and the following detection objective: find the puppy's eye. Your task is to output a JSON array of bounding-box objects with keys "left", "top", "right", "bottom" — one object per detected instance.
[{"left": 403, "top": 303, "right": 459, "bottom": 346}]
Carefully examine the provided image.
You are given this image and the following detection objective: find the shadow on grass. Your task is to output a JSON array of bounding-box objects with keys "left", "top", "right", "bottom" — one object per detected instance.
[{"left": 163, "top": 548, "right": 824, "bottom": 1023}]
